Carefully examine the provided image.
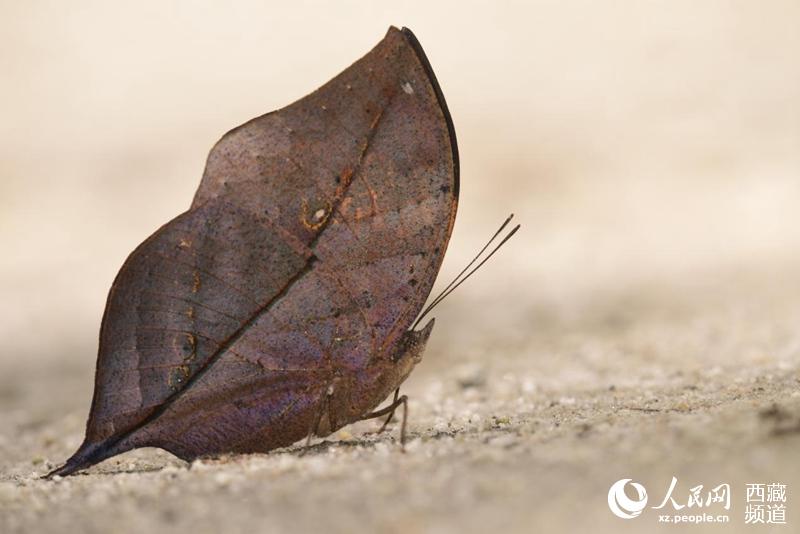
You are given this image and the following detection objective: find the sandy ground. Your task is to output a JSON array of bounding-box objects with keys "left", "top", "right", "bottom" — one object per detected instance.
[
  {"left": 2, "top": 273, "right": 800, "bottom": 533},
  {"left": 2, "top": 2, "right": 800, "bottom": 533}
]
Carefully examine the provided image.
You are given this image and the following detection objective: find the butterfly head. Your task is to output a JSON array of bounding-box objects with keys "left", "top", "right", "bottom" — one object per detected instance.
[{"left": 390, "top": 318, "right": 435, "bottom": 383}]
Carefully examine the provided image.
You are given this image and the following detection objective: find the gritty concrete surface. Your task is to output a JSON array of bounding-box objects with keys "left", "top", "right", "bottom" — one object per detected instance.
[{"left": 2, "top": 2, "right": 800, "bottom": 533}]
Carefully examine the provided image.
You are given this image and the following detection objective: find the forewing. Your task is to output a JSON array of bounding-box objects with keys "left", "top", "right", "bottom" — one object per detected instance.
[{"left": 193, "top": 27, "right": 458, "bottom": 256}]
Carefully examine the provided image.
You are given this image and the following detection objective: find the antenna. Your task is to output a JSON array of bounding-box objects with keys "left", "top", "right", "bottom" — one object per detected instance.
[
  {"left": 417, "top": 213, "right": 514, "bottom": 319},
  {"left": 412, "top": 214, "right": 521, "bottom": 329}
]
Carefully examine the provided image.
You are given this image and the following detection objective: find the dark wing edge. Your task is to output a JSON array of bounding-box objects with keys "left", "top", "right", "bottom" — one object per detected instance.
[
  {"left": 400, "top": 27, "right": 460, "bottom": 200},
  {"left": 391, "top": 26, "right": 460, "bottom": 337}
]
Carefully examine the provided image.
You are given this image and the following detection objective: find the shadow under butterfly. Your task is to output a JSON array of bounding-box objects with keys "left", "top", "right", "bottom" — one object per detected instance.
[{"left": 48, "top": 26, "right": 519, "bottom": 478}]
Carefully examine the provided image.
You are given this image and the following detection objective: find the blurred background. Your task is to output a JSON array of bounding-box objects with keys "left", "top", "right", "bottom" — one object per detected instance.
[
  {"left": 2, "top": 1, "right": 799, "bottom": 533},
  {"left": 1, "top": 0, "right": 799, "bottom": 372}
]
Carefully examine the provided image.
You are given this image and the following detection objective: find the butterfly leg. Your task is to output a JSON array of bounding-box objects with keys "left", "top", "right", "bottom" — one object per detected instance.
[
  {"left": 304, "top": 384, "right": 335, "bottom": 451},
  {"left": 360, "top": 391, "right": 408, "bottom": 450},
  {"left": 376, "top": 388, "right": 400, "bottom": 433}
]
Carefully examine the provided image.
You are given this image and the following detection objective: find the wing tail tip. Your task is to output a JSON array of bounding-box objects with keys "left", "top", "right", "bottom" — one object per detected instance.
[
  {"left": 43, "top": 453, "right": 93, "bottom": 479},
  {"left": 41, "top": 439, "right": 116, "bottom": 479}
]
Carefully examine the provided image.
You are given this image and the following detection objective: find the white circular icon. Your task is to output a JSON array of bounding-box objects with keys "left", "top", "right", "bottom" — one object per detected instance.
[{"left": 608, "top": 479, "right": 648, "bottom": 519}]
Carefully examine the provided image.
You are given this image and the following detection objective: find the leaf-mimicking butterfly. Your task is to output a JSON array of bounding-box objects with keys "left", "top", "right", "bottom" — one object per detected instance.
[{"left": 48, "top": 26, "right": 518, "bottom": 477}]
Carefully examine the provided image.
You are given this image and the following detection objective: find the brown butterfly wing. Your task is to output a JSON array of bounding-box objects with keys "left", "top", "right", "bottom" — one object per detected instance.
[{"left": 51, "top": 26, "right": 457, "bottom": 475}]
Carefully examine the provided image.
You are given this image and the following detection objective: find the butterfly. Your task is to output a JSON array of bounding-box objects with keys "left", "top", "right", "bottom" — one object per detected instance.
[{"left": 48, "top": 26, "right": 517, "bottom": 477}]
